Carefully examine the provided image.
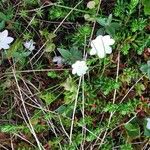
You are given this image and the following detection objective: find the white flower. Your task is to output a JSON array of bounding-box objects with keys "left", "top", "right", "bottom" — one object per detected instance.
[
  {"left": 24, "top": 40, "right": 35, "bottom": 51},
  {"left": 90, "top": 35, "right": 115, "bottom": 58},
  {"left": 72, "top": 60, "right": 88, "bottom": 76},
  {"left": 87, "top": 1, "right": 96, "bottom": 9},
  {"left": 0, "top": 30, "right": 14, "bottom": 50},
  {"left": 52, "top": 56, "right": 64, "bottom": 66},
  {"left": 146, "top": 118, "right": 150, "bottom": 130}
]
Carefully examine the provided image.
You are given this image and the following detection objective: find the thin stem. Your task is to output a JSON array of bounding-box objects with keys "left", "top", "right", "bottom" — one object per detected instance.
[{"left": 69, "top": 77, "right": 82, "bottom": 144}]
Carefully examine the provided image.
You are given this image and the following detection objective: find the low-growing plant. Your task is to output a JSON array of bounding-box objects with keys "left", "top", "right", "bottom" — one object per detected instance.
[{"left": 0, "top": 0, "right": 150, "bottom": 149}]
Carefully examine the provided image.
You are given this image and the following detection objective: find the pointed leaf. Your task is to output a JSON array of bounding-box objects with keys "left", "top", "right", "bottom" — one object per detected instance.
[{"left": 140, "top": 61, "right": 150, "bottom": 79}]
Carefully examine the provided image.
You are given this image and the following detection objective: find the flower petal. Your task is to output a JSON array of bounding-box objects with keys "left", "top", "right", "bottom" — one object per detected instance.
[
  {"left": 29, "top": 46, "right": 35, "bottom": 51},
  {"left": 4, "top": 37, "right": 14, "bottom": 44},
  {"left": 72, "top": 63, "right": 77, "bottom": 69},
  {"left": 72, "top": 60, "right": 88, "bottom": 76},
  {"left": 105, "top": 46, "right": 112, "bottom": 54},
  {"left": 91, "top": 38, "right": 103, "bottom": 51},
  {"left": 0, "top": 43, "right": 10, "bottom": 49},
  {"left": 97, "top": 49, "right": 106, "bottom": 58},
  {"left": 72, "top": 69, "right": 76, "bottom": 74},
  {"left": 77, "top": 71, "right": 83, "bottom": 76},
  {"left": 147, "top": 122, "right": 150, "bottom": 130},
  {"left": 0, "top": 30, "right": 8, "bottom": 41},
  {"left": 90, "top": 47, "right": 97, "bottom": 55},
  {"left": 103, "top": 35, "right": 115, "bottom": 45},
  {"left": 23, "top": 39, "right": 35, "bottom": 51}
]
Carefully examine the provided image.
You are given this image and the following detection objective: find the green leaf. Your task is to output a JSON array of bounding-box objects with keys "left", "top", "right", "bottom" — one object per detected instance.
[
  {"left": 47, "top": 71, "right": 57, "bottom": 78},
  {"left": 6, "top": 39, "right": 22, "bottom": 59},
  {"left": 110, "top": 22, "right": 120, "bottom": 29},
  {"left": 144, "top": 119, "right": 150, "bottom": 136},
  {"left": 96, "top": 17, "right": 107, "bottom": 27},
  {"left": 97, "top": 14, "right": 120, "bottom": 37},
  {"left": 44, "top": 43, "right": 55, "bottom": 52},
  {"left": 40, "top": 93, "right": 56, "bottom": 105},
  {"left": 121, "top": 43, "right": 131, "bottom": 55},
  {"left": 0, "top": 12, "right": 7, "bottom": 21},
  {"left": 125, "top": 123, "right": 137, "bottom": 132},
  {"left": 140, "top": 61, "right": 150, "bottom": 79},
  {"left": 55, "top": 105, "right": 66, "bottom": 114},
  {"left": 121, "top": 144, "right": 133, "bottom": 150},
  {"left": 130, "top": 0, "right": 139, "bottom": 8},
  {"left": 13, "top": 51, "right": 30, "bottom": 65},
  {"left": 142, "top": 0, "right": 150, "bottom": 15},
  {"left": 143, "top": 6, "right": 150, "bottom": 15},
  {"left": 105, "top": 26, "right": 115, "bottom": 36},
  {"left": 58, "top": 48, "right": 82, "bottom": 64},
  {"left": 61, "top": 76, "right": 77, "bottom": 92},
  {"left": 135, "top": 83, "right": 145, "bottom": 96},
  {"left": 55, "top": 104, "right": 73, "bottom": 117},
  {"left": 0, "top": 125, "right": 22, "bottom": 133},
  {"left": 125, "top": 122, "right": 140, "bottom": 139},
  {"left": 107, "top": 14, "right": 113, "bottom": 25},
  {"left": 58, "top": 48, "right": 72, "bottom": 60},
  {"left": 0, "top": 20, "right": 5, "bottom": 30},
  {"left": 69, "top": 47, "right": 82, "bottom": 62},
  {"left": 96, "top": 28, "right": 105, "bottom": 36},
  {"left": 144, "top": 128, "right": 150, "bottom": 136}
]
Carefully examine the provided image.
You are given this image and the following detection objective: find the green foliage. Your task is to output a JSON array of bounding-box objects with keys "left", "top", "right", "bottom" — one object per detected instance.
[
  {"left": 48, "top": 2, "right": 84, "bottom": 21},
  {"left": 133, "top": 35, "right": 150, "bottom": 55},
  {"left": 144, "top": 119, "right": 150, "bottom": 137},
  {"left": 23, "top": 32, "right": 32, "bottom": 40},
  {"left": 128, "top": 0, "right": 139, "bottom": 14},
  {"left": 39, "top": 31, "right": 56, "bottom": 53},
  {"left": 119, "top": 68, "right": 139, "bottom": 84},
  {"left": 121, "top": 43, "right": 131, "bottom": 55},
  {"left": 47, "top": 71, "right": 58, "bottom": 78},
  {"left": 142, "top": 0, "right": 150, "bottom": 15},
  {"left": 94, "top": 76, "right": 120, "bottom": 95},
  {"left": 131, "top": 18, "right": 147, "bottom": 32},
  {"left": 135, "top": 83, "right": 145, "bottom": 96},
  {"left": 19, "top": 10, "right": 28, "bottom": 18},
  {"left": 49, "top": 7, "right": 68, "bottom": 20},
  {"left": 114, "top": 0, "right": 127, "bottom": 18},
  {"left": 71, "top": 24, "right": 92, "bottom": 46},
  {"left": 104, "top": 99, "right": 140, "bottom": 115},
  {"left": 6, "top": 39, "right": 23, "bottom": 59},
  {"left": 5, "top": 39, "right": 30, "bottom": 67},
  {"left": 96, "top": 14, "right": 120, "bottom": 37},
  {"left": 61, "top": 76, "right": 77, "bottom": 104},
  {"left": 0, "top": 8, "right": 14, "bottom": 30},
  {"left": 114, "top": 0, "right": 139, "bottom": 18},
  {"left": 40, "top": 92, "right": 56, "bottom": 105},
  {"left": 0, "top": 0, "right": 149, "bottom": 149},
  {"left": 23, "top": 0, "right": 39, "bottom": 5},
  {"left": 113, "top": 0, "right": 149, "bottom": 56},
  {"left": 125, "top": 121, "right": 140, "bottom": 139},
  {"left": 0, "top": 124, "right": 22, "bottom": 133},
  {"left": 140, "top": 60, "right": 150, "bottom": 79},
  {"left": 86, "top": 128, "right": 100, "bottom": 142},
  {"left": 56, "top": 105, "right": 73, "bottom": 117},
  {"left": 58, "top": 47, "right": 82, "bottom": 64},
  {"left": 121, "top": 144, "right": 133, "bottom": 150}
]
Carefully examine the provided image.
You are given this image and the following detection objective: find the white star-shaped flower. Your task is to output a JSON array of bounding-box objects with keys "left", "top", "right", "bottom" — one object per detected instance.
[
  {"left": 23, "top": 39, "right": 35, "bottom": 51},
  {"left": 52, "top": 56, "right": 64, "bottom": 66},
  {"left": 72, "top": 60, "right": 88, "bottom": 76},
  {"left": 90, "top": 35, "right": 115, "bottom": 58},
  {"left": 146, "top": 118, "right": 150, "bottom": 130},
  {"left": 0, "top": 30, "right": 14, "bottom": 50}
]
